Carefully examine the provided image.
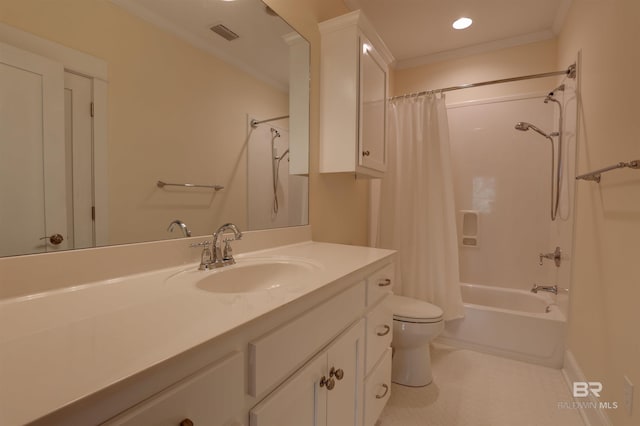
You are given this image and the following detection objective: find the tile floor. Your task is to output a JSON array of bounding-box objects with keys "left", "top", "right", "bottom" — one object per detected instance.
[{"left": 378, "top": 343, "right": 585, "bottom": 426}]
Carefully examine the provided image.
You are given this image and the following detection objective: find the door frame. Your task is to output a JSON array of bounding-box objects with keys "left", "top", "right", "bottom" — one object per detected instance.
[{"left": 0, "top": 23, "right": 109, "bottom": 246}]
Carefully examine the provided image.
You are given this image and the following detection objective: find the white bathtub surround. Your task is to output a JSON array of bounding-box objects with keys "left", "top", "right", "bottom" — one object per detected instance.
[
  {"left": 0, "top": 241, "right": 395, "bottom": 425},
  {"left": 448, "top": 94, "right": 570, "bottom": 292},
  {"left": 379, "top": 343, "right": 584, "bottom": 426},
  {"left": 377, "top": 93, "right": 464, "bottom": 320},
  {"left": 438, "top": 283, "right": 565, "bottom": 367},
  {"left": 562, "top": 350, "right": 612, "bottom": 426}
]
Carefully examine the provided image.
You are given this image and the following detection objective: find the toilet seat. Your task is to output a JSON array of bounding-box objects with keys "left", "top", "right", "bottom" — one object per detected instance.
[{"left": 390, "top": 295, "right": 443, "bottom": 324}]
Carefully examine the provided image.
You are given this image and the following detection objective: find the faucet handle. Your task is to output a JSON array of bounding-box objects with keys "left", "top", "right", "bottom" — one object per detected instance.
[{"left": 222, "top": 238, "right": 234, "bottom": 262}]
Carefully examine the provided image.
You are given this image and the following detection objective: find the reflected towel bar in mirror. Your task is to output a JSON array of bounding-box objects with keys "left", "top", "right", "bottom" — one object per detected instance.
[
  {"left": 575, "top": 160, "right": 639, "bottom": 183},
  {"left": 157, "top": 180, "right": 224, "bottom": 190}
]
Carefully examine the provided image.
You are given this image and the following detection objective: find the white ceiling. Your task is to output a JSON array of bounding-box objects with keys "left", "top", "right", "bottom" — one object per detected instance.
[
  {"left": 111, "top": 0, "right": 299, "bottom": 91},
  {"left": 344, "top": 0, "right": 572, "bottom": 69}
]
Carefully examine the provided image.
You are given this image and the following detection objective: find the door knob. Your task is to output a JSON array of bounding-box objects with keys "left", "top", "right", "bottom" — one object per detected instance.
[
  {"left": 362, "top": 150, "right": 371, "bottom": 156},
  {"left": 40, "top": 234, "right": 64, "bottom": 245}
]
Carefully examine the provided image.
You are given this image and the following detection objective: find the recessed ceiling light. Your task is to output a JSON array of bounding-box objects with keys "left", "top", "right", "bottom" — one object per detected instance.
[{"left": 452, "top": 17, "right": 473, "bottom": 30}]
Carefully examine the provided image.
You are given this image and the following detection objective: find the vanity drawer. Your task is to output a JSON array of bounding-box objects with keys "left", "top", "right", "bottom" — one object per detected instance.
[
  {"left": 249, "top": 281, "right": 366, "bottom": 397},
  {"left": 366, "top": 263, "right": 394, "bottom": 306},
  {"left": 365, "top": 296, "right": 392, "bottom": 375},
  {"left": 104, "top": 352, "right": 244, "bottom": 426},
  {"left": 363, "top": 348, "right": 392, "bottom": 426}
]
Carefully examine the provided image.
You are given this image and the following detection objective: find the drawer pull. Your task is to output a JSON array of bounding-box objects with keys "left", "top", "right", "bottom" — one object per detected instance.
[
  {"left": 376, "top": 325, "right": 391, "bottom": 337},
  {"left": 375, "top": 383, "right": 389, "bottom": 399},
  {"left": 378, "top": 278, "right": 391, "bottom": 287},
  {"left": 180, "top": 419, "right": 194, "bottom": 426},
  {"left": 320, "top": 375, "right": 335, "bottom": 390},
  {"left": 330, "top": 366, "right": 344, "bottom": 381}
]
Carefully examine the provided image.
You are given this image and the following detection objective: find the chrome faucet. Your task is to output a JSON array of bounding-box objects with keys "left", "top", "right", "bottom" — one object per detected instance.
[
  {"left": 539, "top": 246, "right": 562, "bottom": 267},
  {"left": 531, "top": 284, "right": 558, "bottom": 295},
  {"left": 190, "top": 223, "right": 242, "bottom": 270},
  {"left": 167, "top": 219, "right": 192, "bottom": 237},
  {"left": 212, "top": 223, "right": 243, "bottom": 266}
]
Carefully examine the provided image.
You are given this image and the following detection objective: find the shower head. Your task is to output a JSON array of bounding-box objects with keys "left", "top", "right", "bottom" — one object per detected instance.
[{"left": 514, "top": 122, "right": 554, "bottom": 140}]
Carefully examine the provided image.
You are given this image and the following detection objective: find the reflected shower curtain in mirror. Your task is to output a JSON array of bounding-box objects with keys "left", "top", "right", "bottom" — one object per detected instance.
[{"left": 377, "top": 94, "right": 464, "bottom": 320}]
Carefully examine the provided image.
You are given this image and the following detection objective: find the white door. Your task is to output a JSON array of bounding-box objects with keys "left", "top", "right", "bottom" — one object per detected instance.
[
  {"left": 64, "top": 72, "right": 94, "bottom": 249},
  {"left": 0, "top": 41, "right": 67, "bottom": 256}
]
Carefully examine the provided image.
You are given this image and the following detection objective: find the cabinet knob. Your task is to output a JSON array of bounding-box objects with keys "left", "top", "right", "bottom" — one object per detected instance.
[
  {"left": 378, "top": 278, "right": 392, "bottom": 287},
  {"left": 40, "top": 233, "right": 64, "bottom": 245},
  {"left": 375, "top": 383, "right": 389, "bottom": 399},
  {"left": 180, "top": 419, "right": 194, "bottom": 426},
  {"left": 330, "top": 366, "right": 344, "bottom": 381},
  {"left": 320, "top": 375, "right": 335, "bottom": 390},
  {"left": 377, "top": 325, "right": 391, "bottom": 337},
  {"left": 362, "top": 150, "right": 371, "bottom": 157}
]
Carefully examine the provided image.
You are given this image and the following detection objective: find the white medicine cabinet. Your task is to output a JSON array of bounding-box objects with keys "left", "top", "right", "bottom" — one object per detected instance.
[{"left": 319, "top": 11, "right": 394, "bottom": 178}]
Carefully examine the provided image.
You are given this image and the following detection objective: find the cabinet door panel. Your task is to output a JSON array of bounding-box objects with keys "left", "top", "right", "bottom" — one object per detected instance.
[
  {"left": 327, "top": 319, "right": 365, "bottom": 426},
  {"left": 250, "top": 354, "right": 326, "bottom": 426},
  {"left": 359, "top": 36, "right": 387, "bottom": 173}
]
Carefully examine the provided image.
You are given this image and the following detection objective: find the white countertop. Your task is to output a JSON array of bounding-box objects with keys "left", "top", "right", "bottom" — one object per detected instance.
[{"left": 0, "top": 241, "right": 394, "bottom": 425}]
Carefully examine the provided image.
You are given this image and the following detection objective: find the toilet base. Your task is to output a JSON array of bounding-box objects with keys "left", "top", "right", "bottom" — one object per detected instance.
[{"left": 391, "top": 343, "right": 434, "bottom": 387}]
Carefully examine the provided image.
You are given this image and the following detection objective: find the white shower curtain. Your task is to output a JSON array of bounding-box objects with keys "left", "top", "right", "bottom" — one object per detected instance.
[{"left": 377, "top": 94, "right": 464, "bottom": 321}]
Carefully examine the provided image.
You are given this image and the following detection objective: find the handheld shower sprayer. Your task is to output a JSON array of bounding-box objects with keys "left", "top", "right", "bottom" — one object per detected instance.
[
  {"left": 514, "top": 122, "right": 556, "bottom": 140},
  {"left": 514, "top": 119, "right": 561, "bottom": 221}
]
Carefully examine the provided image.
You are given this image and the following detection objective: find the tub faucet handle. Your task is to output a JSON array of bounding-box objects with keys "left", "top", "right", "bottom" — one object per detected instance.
[{"left": 539, "top": 246, "right": 562, "bottom": 267}]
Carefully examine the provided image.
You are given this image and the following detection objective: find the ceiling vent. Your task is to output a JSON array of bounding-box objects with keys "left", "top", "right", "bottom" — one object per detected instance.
[{"left": 210, "top": 24, "right": 239, "bottom": 41}]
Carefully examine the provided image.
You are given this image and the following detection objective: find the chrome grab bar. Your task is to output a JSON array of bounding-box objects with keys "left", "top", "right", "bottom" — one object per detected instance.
[
  {"left": 575, "top": 159, "right": 639, "bottom": 183},
  {"left": 157, "top": 180, "right": 224, "bottom": 191}
]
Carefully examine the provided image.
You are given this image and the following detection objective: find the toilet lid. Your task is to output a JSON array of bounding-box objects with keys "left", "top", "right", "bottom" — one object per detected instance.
[{"left": 389, "top": 295, "right": 444, "bottom": 323}]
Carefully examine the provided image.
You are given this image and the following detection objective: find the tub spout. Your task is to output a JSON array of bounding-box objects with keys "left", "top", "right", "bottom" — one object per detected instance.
[{"left": 531, "top": 284, "right": 558, "bottom": 295}]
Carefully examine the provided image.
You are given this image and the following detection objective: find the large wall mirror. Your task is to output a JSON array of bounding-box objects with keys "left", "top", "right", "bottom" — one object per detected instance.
[{"left": 0, "top": 0, "right": 310, "bottom": 258}]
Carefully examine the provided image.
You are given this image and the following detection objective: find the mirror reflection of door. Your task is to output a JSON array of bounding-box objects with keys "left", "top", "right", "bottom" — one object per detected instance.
[
  {"left": 1, "top": 42, "right": 67, "bottom": 256},
  {"left": 0, "top": 42, "right": 95, "bottom": 256},
  {"left": 64, "top": 72, "right": 95, "bottom": 250}
]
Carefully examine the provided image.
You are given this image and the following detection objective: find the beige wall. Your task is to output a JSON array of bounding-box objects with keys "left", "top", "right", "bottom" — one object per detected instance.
[
  {"left": 1, "top": 0, "right": 289, "bottom": 245},
  {"left": 559, "top": 1, "right": 640, "bottom": 424}
]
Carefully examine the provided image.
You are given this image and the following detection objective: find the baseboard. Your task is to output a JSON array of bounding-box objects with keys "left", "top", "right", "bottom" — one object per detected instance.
[{"left": 562, "top": 350, "right": 612, "bottom": 426}]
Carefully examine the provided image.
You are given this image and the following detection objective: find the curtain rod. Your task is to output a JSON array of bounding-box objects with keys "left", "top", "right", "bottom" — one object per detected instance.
[{"left": 390, "top": 63, "right": 576, "bottom": 101}]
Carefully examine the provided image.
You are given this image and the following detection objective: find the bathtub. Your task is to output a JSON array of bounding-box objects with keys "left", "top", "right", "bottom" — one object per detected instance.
[{"left": 437, "top": 283, "right": 565, "bottom": 368}]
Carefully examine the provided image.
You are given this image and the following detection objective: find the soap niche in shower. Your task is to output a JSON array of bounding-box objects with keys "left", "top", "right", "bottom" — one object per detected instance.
[{"left": 459, "top": 210, "right": 479, "bottom": 248}]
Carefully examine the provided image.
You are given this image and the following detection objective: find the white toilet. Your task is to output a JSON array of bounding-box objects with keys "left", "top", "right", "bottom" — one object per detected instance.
[{"left": 389, "top": 294, "right": 444, "bottom": 387}]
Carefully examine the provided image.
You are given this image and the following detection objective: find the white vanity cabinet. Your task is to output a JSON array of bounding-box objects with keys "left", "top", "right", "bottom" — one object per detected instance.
[
  {"left": 319, "top": 11, "right": 394, "bottom": 178},
  {"left": 22, "top": 246, "right": 395, "bottom": 426},
  {"left": 249, "top": 320, "right": 365, "bottom": 426}
]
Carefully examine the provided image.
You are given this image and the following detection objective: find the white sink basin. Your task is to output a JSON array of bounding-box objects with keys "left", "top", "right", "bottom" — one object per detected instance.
[{"left": 168, "top": 257, "right": 322, "bottom": 294}]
